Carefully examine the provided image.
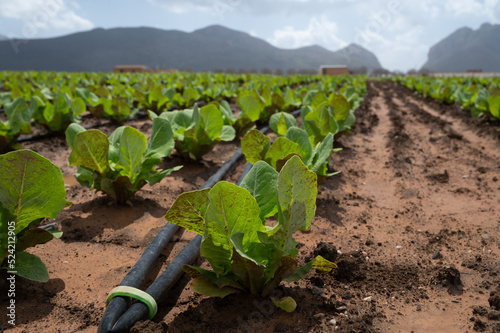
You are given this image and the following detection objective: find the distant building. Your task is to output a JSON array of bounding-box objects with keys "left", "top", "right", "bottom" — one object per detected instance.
[
  {"left": 113, "top": 65, "right": 178, "bottom": 73},
  {"left": 319, "top": 65, "right": 349, "bottom": 75}
]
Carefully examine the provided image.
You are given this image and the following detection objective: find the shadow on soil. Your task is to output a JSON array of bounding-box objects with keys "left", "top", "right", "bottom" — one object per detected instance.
[
  {"left": 59, "top": 197, "right": 167, "bottom": 243},
  {"left": 0, "top": 275, "right": 65, "bottom": 328}
]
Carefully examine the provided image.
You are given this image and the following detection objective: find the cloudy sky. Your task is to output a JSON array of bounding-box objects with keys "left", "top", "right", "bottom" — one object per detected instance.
[{"left": 0, "top": 0, "right": 498, "bottom": 71}]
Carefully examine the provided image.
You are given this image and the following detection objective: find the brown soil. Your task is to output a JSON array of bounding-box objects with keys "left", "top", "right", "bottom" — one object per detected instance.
[{"left": 1, "top": 81, "right": 499, "bottom": 333}]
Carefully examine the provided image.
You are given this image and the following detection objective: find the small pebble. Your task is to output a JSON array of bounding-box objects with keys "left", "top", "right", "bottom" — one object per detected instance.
[
  {"left": 312, "top": 288, "right": 324, "bottom": 295},
  {"left": 432, "top": 250, "right": 442, "bottom": 259},
  {"left": 363, "top": 296, "right": 372, "bottom": 302},
  {"left": 482, "top": 233, "right": 490, "bottom": 240},
  {"left": 329, "top": 319, "right": 337, "bottom": 325},
  {"left": 396, "top": 245, "right": 402, "bottom": 249}
]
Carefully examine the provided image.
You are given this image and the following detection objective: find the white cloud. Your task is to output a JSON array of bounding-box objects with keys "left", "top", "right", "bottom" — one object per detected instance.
[
  {"left": 0, "top": 0, "right": 93, "bottom": 33},
  {"left": 147, "top": 0, "right": 242, "bottom": 15},
  {"left": 352, "top": 24, "right": 429, "bottom": 71},
  {"left": 268, "top": 15, "right": 347, "bottom": 50},
  {"left": 148, "top": 0, "right": 358, "bottom": 16},
  {"left": 51, "top": 11, "right": 93, "bottom": 30},
  {"left": 496, "top": 1, "right": 500, "bottom": 21},
  {"left": 445, "top": 0, "right": 485, "bottom": 16},
  {"left": 445, "top": 0, "right": 499, "bottom": 21}
]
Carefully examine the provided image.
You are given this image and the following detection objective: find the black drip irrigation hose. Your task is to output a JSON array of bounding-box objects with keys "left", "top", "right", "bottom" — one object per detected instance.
[
  {"left": 97, "top": 223, "right": 181, "bottom": 333},
  {"left": 15, "top": 122, "right": 112, "bottom": 143},
  {"left": 109, "top": 235, "right": 203, "bottom": 332},
  {"left": 97, "top": 124, "right": 274, "bottom": 333},
  {"left": 12, "top": 104, "right": 300, "bottom": 145},
  {"left": 14, "top": 111, "right": 149, "bottom": 144},
  {"left": 107, "top": 161, "right": 256, "bottom": 333},
  {"left": 98, "top": 147, "right": 245, "bottom": 332}
]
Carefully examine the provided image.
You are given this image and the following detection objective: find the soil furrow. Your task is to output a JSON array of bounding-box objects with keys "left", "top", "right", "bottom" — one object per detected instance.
[{"left": 299, "top": 81, "right": 500, "bottom": 333}]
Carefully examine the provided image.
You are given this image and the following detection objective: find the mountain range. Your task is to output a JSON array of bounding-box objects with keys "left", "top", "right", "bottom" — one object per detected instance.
[
  {"left": 0, "top": 25, "right": 382, "bottom": 73},
  {"left": 422, "top": 23, "right": 500, "bottom": 72}
]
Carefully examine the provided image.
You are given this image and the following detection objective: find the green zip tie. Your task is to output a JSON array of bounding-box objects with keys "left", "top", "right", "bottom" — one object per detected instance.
[{"left": 106, "top": 286, "right": 158, "bottom": 320}]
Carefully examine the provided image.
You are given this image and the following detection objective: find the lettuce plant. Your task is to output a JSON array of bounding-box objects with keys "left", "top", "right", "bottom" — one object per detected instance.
[
  {"left": 241, "top": 128, "right": 339, "bottom": 179},
  {"left": 33, "top": 92, "right": 86, "bottom": 133},
  {"left": 487, "top": 94, "right": 500, "bottom": 120},
  {"left": 66, "top": 118, "right": 181, "bottom": 204},
  {"left": 233, "top": 90, "right": 267, "bottom": 137},
  {"left": 0, "top": 98, "right": 36, "bottom": 152},
  {"left": 82, "top": 85, "right": 137, "bottom": 124},
  {"left": 268, "top": 112, "right": 298, "bottom": 137},
  {"left": 301, "top": 92, "right": 355, "bottom": 144},
  {"left": 149, "top": 104, "right": 235, "bottom": 160},
  {"left": 89, "top": 97, "right": 135, "bottom": 124},
  {"left": 0, "top": 150, "right": 68, "bottom": 282},
  {"left": 0, "top": 91, "right": 11, "bottom": 107},
  {"left": 229, "top": 89, "right": 292, "bottom": 138},
  {"left": 165, "top": 156, "right": 336, "bottom": 310}
]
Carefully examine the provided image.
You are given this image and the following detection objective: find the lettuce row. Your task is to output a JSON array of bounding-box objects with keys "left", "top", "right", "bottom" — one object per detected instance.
[{"left": 397, "top": 76, "right": 500, "bottom": 120}]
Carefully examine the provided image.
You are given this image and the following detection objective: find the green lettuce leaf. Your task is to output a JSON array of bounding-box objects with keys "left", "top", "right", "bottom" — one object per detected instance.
[
  {"left": 165, "top": 189, "right": 210, "bottom": 235},
  {"left": 69, "top": 130, "right": 110, "bottom": 175},
  {"left": 241, "top": 129, "right": 270, "bottom": 165},
  {"left": 269, "top": 112, "right": 297, "bottom": 137},
  {"left": 274, "top": 156, "right": 317, "bottom": 256},
  {"left": 240, "top": 161, "right": 279, "bottom": 220},
  {"left": 13, "top": 252, "right": 49, "bottom": 283},
  {"left": 204, "top": 181, "right": 265, "bottom": 252},
  {"left": 0, "top": 150, "right": 67, "bottom": 233},
  {"left": 265, "top": 137, "right": 301, "bottom": 170}
]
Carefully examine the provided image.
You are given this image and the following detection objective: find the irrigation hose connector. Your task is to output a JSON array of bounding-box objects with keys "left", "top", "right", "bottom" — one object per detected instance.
[{"left": 106, "top": 286, "right": 158, "bottom": 320}]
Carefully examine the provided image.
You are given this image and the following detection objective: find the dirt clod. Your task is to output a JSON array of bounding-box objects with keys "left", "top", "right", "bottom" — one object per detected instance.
[
  {"left": 312, "top": 241, "right": 338, "bottom": 263},
  {"left": 431, "top": 266, "right": 463, "bottom": 295},
  {"left": 490, "top": 287, "right": 500, "bottom": 310}
]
